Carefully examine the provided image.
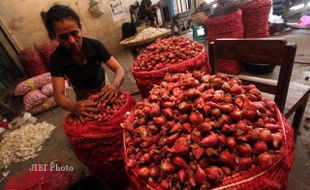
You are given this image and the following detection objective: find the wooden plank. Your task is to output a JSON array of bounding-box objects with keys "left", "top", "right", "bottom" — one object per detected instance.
[
  {"left": 237, "top": 75, "right": 278, "bottom": 86},
  {"left": 237, "top": 75, "right": 277, "bottom": 94},
  {"left": 0, "top": 18, "right": 21, "bottom": 52},
  {"left": 0, "top": 24, "right": 25, "bottom": 76},
  {"left": 275, "top": 45, "right": 296, "bottom": 112},
  {"left": 209, "top": 42, "right": 217, "bottom": 74},
  {"left": 214, "top": 38, "right": 288, "bottom": 65},
  {"left": 284, "top": 82, "right": 310, "bottom": 117},
  {"left": 261, "top": 82, "right": 310, "bottom": 117},
  {"left": 209, "top": 38, "right": 300, "bottom": 115}
]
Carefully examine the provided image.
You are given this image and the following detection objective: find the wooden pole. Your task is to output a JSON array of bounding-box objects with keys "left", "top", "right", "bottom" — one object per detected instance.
[{"left": 0, "top": 18, "right": 21, "bottom": 53}]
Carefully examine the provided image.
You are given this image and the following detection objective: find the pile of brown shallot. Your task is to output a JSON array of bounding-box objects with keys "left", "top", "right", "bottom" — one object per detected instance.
[
  {"left": 123, "top": 72, "right": 284, "bottom": 189},
  {"left": 132, "top": 37, "right": 204, "bottom": 72},
  {"left": 67, "top": 92, "right": 126, "bottom": 125}
]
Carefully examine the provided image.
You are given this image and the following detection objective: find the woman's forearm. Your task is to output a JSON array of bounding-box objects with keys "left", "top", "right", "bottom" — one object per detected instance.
[
  {"left": 54, "top": 93, "right": 77, "bottom": 113},
  {"left": 111, "top": 66, "right": 124, "bottom": 89},
  {"left": 105, "top": 56, "right": 125, "bottom": 89}
]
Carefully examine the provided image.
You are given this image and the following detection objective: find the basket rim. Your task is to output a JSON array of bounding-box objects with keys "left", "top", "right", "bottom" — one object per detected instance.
[{"left": 120, "top": 30, "right": 171, "bottom": 47}]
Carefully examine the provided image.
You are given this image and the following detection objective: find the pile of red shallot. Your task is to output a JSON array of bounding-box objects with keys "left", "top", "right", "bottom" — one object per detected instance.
[
  {"left": 67, "top": 92, "right": 126, "bottom": 125},
  {"left": 123, "top": 72, "right": 284, "bottom": 189},
  {"left": 132, "top": 37, "right": 204, "bottom": 72}
]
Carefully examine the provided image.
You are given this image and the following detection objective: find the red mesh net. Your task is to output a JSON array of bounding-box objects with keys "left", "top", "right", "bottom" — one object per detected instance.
[
  {"left": 215, "top": 108, "right": 294, "bottom": 190},
  {"left": 132, "top": 49, "right": 210, "bottom": 98},
  {"left": 206, "top": 10, "right": 244, "bottom": 75},
  {"left": 216, "top": 60, "right": 242, "bottom": 75},
  {"left": 4, "top": 165, "right": 73, "bottom": 190},
  {"left": 241, "top": 0, "right": 272, "bottom": 38},
  {"left": 18, "top": 47, "right": 49, "bottom": 77},
  {"left": 63, "top": 93, "right": 136, "bottom": 187},
  {"left": 123, "top": 103, "right": 294, "bottom": 190}
]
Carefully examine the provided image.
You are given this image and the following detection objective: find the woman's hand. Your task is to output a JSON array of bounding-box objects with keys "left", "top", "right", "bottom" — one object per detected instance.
[
  {"left": 73, "top": 100, "right": 98, "bottom": 123},
  {"left": 104, "top": 57, "right": 124, "bottom": 101},
  {"left": 100, "top": 84, "right": 119, "bottom": 102}
]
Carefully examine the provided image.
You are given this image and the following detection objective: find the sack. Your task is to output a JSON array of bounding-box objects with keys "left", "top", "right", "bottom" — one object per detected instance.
[
  {"left": 123, "top": 103, "right": 294, "bottom": 190},
  {"left": 13, "top": 72, "right": 52, "bottom": 96},
  {"left": 35, "top": 41, "right": 59, "bottom": 66},
  {"left": 241, "top": 0, "right": 271, "bottom": 37},
  {"left": 18, "top": 47, "right": 49, "bottom": 77},
  {"left": 41, "top": 81, "right": 69, "bottom": 97},
  {"left": 206, "top": 10, "right": 243, "bottom": 75},
  {"left": 29, "top": 97, "right": 57, "bottom": 115},
  {"left": 132, "top": 49, "right": 210, "bottom": 98},
  {"left": 206, "top": 9, "right": 244, "bottom": 42},
  {"left": 63, "top": 93, "right": 136, "bottom": 186},
  {"left": 217, "top": 60, "right": 241, "bottom": 75},
  {"left": 23, "top": 90, "right": 48, "bottom": 111},
  {"left": 41, "top": 83, "right": 54, "bottom": 97},
  {"left": 4, "top": 165, "right": 73, "bottom": 190},
  {"left": 215, "top": 107, "right": 294, "bottom": 190}
]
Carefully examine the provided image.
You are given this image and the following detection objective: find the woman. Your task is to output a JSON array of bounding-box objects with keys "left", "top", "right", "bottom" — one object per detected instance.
[
  {"left": 137, "top": 0, "right": 159, "bottom": 27},
  {"left": 46, "top": 5, "right": 124, "bottom": 122}
]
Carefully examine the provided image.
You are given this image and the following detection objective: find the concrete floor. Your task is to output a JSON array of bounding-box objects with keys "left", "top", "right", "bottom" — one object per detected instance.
[
  {"left": 0, "top": 29, "right": 309, "bottom": 189},
  {"left": 274, "top": 30, "right": 310, "bottom": 190}
]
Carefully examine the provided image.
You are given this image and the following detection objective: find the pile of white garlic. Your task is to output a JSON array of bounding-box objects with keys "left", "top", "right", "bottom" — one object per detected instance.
[
  {"left": 0, "top": 121, "right": 56, "bottom": 168},
  {"left": 121, "top": 27, "right": 170, "bottom": 45}
]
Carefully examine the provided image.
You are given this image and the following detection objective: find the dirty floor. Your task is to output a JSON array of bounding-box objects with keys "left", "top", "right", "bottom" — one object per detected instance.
[{"left": 0, "top": 29, "right": 309, "bottom": 189}]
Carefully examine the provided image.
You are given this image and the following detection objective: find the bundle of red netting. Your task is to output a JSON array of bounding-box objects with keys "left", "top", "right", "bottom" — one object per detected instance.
[
  {"left": 64, "top": 92, "right": 136, "bottom": 188},
  {"left": 241, "top": 0, "right": 271, "bottom": 38},
  {"left": 123, "top": 72, "right": 294, "bottom": 190},
  {"left": 206, "top": 10, "right": 244, "bottom": 75},
  {"left": 18, "top": 47, "right": 49, "bottom": 77},
  {"left": 35, "top": 40, "right": 59, "bottom": 66},
  {"left": 4, "top": 165, "right": 72, "bottom": 190},
  {"left": 132, "top": 36, "right": 210, "bottom": 98}
]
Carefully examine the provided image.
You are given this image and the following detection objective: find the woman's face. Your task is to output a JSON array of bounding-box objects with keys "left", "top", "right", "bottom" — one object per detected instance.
[{"left": 53, "top": 19, "right": 82, "bottom": 52}]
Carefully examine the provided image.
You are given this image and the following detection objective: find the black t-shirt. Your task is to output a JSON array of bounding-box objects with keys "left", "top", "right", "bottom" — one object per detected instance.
[
  {"left": 49, "top": 37, "right": 111, "bottom": 91},
  {"left": 138, "top": 0, "right": 152, "bottom": 18}
]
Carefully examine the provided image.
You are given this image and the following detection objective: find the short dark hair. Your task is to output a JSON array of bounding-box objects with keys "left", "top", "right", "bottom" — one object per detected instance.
[{"left": 45, "top": 4, "right": 81, "bottom": 39}]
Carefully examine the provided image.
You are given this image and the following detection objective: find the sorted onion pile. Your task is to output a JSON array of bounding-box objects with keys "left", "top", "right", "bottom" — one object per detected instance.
[
  {"left": 121, "top": 27, "right": 170, "bottom": 45},
  {"left": 0, "top": 122, "right": 56, "bottom": 168},
  {"left": 67, "top": 92, "right": 127, "bottom": 125},
  {"left": 123, "top": 72, "right": 284, "bottom": 189},
  {"left": 133, "top": 37, "right": 205, "bottom": 72}
]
